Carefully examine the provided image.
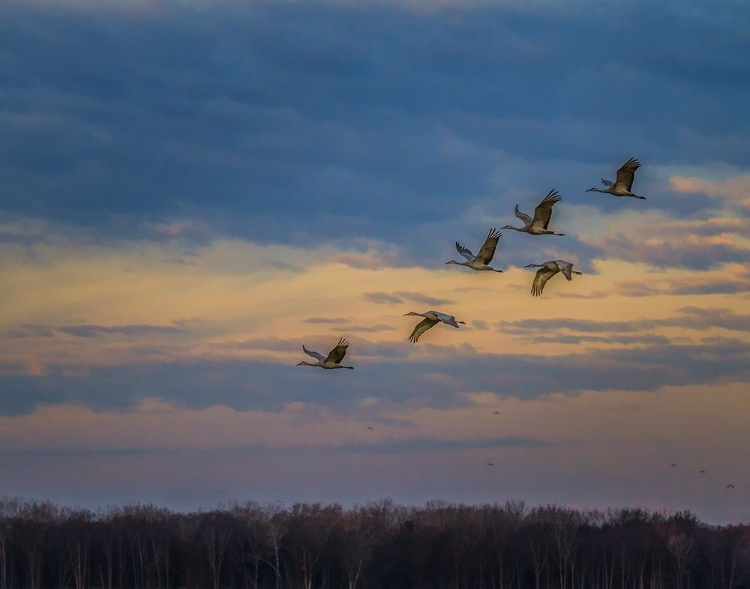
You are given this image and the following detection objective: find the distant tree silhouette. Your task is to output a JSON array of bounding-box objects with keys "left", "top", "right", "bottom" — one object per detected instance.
[{"left": 0, "top": 495, "right": 748, "bottom": 589}]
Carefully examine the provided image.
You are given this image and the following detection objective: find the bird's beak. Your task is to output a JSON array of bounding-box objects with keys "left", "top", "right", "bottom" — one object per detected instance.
[
  {"left": 296, "top": 362, "right": 305, "bottom": 366},
  {"left": 586, "top": 188, "right": 595, "bottom": 192}
]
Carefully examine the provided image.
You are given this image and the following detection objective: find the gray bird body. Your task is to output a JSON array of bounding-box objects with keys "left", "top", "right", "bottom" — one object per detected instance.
[
  {"left": 587, "top": 158, "right": 646, "bottom": 199},
  {"left": 525, "top": 260, "right": 582, "bottom": 297},
  {"left": 446, "top": 228, "right": 504, "bottom": 272},
  {"left": 404, "top": 310, "right": 465, "bottom": 343},
  {"left": 503, "top": 189, "right": 565, "bottom": 235},
  {"left": 297, "top": 337, "right": 354, "bottom": 369}
]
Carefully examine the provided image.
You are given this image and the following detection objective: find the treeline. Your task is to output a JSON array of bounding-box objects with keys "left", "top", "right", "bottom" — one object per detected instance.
[{"left": 0, "top": 496, "right": 749, "bottom": 589}]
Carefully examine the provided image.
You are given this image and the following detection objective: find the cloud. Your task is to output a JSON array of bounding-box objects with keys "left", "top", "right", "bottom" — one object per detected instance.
[
  {"left": 5, "top": 324, "right": 55, "bottom": 339},
  {"left": 363, "top": 292, "right": 404, "bottom": 304},
  {"left": 342, "top": 435, "right": 552, "bottom": 454},
  {"left": 613, "top": 263, "right": 750, "bottom": 297},
  {"left": 577, "top": 212, "right": 750, "bottom": 271},
  {"left": 2, "top": 335, "right": 748, "bottom": 417},
  {"left": 496, "top": 308, "right": 750, "bottom": 343},
  {"left": 396, "top": 291, "right": 456, "bottom": 306},
  {"left": 670, "top": 175, "right": 750, "bottom": 208},
  {"left": 346, "top": 324, "right": 396, "bottom": 333},
  {"left": 363, "top": 291, "right": 456, "bottom": 306},
  {"left": 304, "top": 317, "right": 351, "bottom": 324},
  {"left": 56, "top": 324, "right": 184, "bottom": 338},
  {"left": 2, "top": 0, "right": 749, "bottom": 257}
]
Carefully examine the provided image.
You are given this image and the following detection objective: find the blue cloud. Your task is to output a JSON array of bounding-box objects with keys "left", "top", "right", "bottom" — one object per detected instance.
[
  {"left": 1, "top": 0, "right": 748, "bottom": 270},
  {"left": 1, "top": 335, "right": 747, "bottom": 416}
]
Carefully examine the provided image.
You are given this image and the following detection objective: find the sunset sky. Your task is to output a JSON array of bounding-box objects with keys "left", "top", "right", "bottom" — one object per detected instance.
[{"left": 1, "top": 0, "right": 749, "bottom": 524}]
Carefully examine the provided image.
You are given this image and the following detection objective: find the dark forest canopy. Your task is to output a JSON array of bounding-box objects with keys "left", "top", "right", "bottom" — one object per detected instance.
[{"left": 0, "top": 496, "right": 749, "bottom": 589}]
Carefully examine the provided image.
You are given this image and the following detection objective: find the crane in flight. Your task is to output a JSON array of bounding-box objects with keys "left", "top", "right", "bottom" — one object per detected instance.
[
  {"left": 446, "top": 228, "right": 504, "bottom": 272},
  {"left": 524, "top": 260, "right": 582, "bottom": 297},
  {"left": 297, "top": 337, "right": 354, "bottom": 369},
  {"left": 502, "top": 189, "right": 565, "bottom": 236},
  {"left": 404, "top": 311, "right": 465, "bottom": 343},
  {"left": 586, "top": 157, "right": 646, "bottom": 199}
]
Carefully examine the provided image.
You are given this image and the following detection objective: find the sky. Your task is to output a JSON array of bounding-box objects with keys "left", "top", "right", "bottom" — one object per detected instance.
[{"left": 1, "top": 0, "right": 749, "bottom": 524}]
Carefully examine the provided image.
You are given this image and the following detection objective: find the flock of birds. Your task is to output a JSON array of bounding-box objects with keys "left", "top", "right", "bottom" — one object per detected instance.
[
  {"left": 295, "top": 157, "right": 740, "bottom": 493},
  {"left": 672, "top": 464, "right": 736, "bottom": 492},
  {"left": 298, "top": 157, "right": 645, "bottom": 368}
]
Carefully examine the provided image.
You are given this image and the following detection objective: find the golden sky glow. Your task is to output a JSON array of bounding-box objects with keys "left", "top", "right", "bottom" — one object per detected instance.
[
  {"left": 1, "top": 172, "right": 749, "bottom": 522},
  {"left": 1, "top": 0, "right": 749, "bottom": 524}
]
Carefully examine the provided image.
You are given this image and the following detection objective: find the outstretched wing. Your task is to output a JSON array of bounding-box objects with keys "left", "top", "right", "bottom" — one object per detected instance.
[
  {"left": 407, "top": 318, "right": 437, "bottom": 343},
  {"left": 614, "top": 157, "right": 640, "bottom": 192},
  {"left": 556, "top": 260, "right": 574, "bottom": 281},
  {"left": 435, "top": 312, "right": 461, "bottom": 328},
  {"left": 324, "top": 337, "right": 350, "bottom": 364},
  {"left": 514, "top": 204, "right": 533, "bottom": 228},
  {"left": 302, "top": 345, "right": 325, "bottom": 361},
  {"left": 455, "top": 241, "right": 475, "bottom": 262},
  {"left": 531, "top": 267, "right": 558, "bottom": 297},
  {"left": 531, "top": 189, "right": 561, "bottom": 230},
  {"left": 476, "top": 228, "right": 502, "bottom": 264}
]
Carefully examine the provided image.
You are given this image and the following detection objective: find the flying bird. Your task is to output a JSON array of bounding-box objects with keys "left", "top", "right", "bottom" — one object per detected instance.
[
  {"left": 486, "top": 462, "right": 494, "bottom": 467},
  {"left": 446, "top": 228, "right": 504, "bottom": 272},
  {"left": 726, "top": 484, "right": 735, "bottom": 490},
  {"left": 493, "top": 411, "right": 500, "bottom": 415},
  {"left": 367, "top": 426, "right": 374, "bottom": 431},
  {"left": 297, "top": 337, "right": 354, "bottom": 369},
  {"left": 404, "top": 310, "right": 465, "bottom": 343},
  {"left": 524, "top": 260, "right": 582, "bottom": 297},
  {"left": 502, "top": 189, "right": 565, "bottom": 236},
  {"left": 671, "top": 463, "right": 677, "bottom": 467},
  {"left": 700, "top": 470, "right": 708, "bottom": 474},
  {"left": 586, "top": 157, "right": 646, "bottom": 199}
]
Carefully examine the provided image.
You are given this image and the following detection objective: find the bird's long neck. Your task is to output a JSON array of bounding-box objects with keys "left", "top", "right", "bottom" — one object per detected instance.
[
  {"left": 447, "top": 260, "right": 468, "bottom": 266},
  {"left": 572, "top": 270, "right": 583, "bottom": 275},
  {"left": 587, "top": 187, "right": 607, "bottom": 193},
  {"left": 506, "top": 225, "right": 524, "bottom": 232}
]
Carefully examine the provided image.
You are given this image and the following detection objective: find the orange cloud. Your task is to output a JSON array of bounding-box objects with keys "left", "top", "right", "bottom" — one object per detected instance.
[{"left": 670, "top": 175, "right": 750, "bottom": 208}]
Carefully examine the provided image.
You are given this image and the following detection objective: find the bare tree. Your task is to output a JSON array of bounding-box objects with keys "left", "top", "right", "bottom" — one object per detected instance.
[
  {"left": 15, "top": 500, "right": 59, "bottom": 589},
  {"left": 64, "top": 509, "right": 93, "bottom": 589},
  {"left": 668, "top": 531, "right": 696, "bottom": 589},
  {"left": 263, "top": 506, "right": 288, "bottom": 589},
  {"left": 201, "top": 511, "right": 234, "bottom": 589},
  {"left": 285, "top": 503, "right": 340, "bottom": 589},
  {"left": 0, "top": 497, "right": 21, "bottom": 589}
]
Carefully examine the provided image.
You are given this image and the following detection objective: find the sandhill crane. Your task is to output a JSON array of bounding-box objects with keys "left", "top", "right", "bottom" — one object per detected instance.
[
  {"left": 726, "top": 484, "right": 735, "bottom": 490},
  {"left": 367, "top": 426, "right": 374, "bottom": 431},
  {"left": 586, "top": 157, "right": 646, "bottom": 199},
  {"left": 446, "top": 228, "right": 504, "bottom": 272},
  {"left": 297, "top": 337, "right": 354, "bottom": 369},
  {"left": 404, "top": 310, "right": 465, "bottom": 343},
  {"left": 486, "top": 462, "right": 494, "bottom": 467},
  {"left": 700, "top": 470, "right": 708, "bottom": 474},
  {"left": 524, "top": 260, "right": 582, "bottom": 297},
  {"left": 502, "top": 189, "right": 565, "bottom": 236}
]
